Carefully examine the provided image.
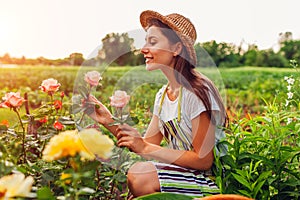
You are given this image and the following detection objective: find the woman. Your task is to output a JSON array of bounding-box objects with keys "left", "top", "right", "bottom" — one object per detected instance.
[{"left": 87, "top": 10, "right": 227, "bottom": 198}]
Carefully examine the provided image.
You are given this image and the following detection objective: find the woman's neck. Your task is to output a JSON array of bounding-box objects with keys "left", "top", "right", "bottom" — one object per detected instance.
[
  {"left": 161, "top": 67, "right": 181, "bottom": 101},
  {"left": 161, "top": 67, "right": 181, "bottom": 89}
]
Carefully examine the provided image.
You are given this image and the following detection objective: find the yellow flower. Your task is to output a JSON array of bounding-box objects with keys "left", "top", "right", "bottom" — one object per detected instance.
[
  {"left": 42, "top": 130, "right": 94, "bottom": 161},
  {"left": 0, "top": 173, "right": 35, "bottom": 199},
  {"left": 78, "top": 128, "right": 114, "bottom": 159},
  {"left": 60, "top": 173, "right": 72, "bottom": 184}
]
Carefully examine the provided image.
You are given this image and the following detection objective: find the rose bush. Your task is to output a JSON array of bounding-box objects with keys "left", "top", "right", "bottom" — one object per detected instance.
[
  {"left": 0, "top": 66, "right": 298, "bottom": 199},
  {"left": 0, "top": 71, "right": 138, "bottom": 199}
]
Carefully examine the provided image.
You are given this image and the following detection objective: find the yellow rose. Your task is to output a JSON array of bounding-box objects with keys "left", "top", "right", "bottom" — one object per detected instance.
[
  {"left": 78, "top": 128, "right": 114, "bottom": 159},
  {"left": 60, "top": 173, "right": 72, "bottom": 184},
  {"left": 0, "top": 173, "right": 35, "bottom": 199},
  {"left": 42, "top": 130, "right": 94, "bottom": 161}
]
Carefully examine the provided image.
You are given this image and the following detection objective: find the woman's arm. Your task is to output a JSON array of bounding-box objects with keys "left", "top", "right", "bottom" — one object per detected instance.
[
  {"left": 84, "top": 95, "right": 118, "bottom": 136},
  {"left": 85, "top": 95, "right": 163, "bottom": 144},
  {"left": 143, "top": 115, "right": 163, "bottom": 145},
  {"left": 117, "top": 111, "right": 215, "bottom": 170}
]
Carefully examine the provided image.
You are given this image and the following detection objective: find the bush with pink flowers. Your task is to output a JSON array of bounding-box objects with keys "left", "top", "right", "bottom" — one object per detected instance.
[{"left": 0, "top": 72, "right": 143, "bottom": 199}]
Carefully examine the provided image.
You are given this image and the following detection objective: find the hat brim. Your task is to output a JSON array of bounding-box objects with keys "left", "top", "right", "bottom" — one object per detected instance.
[{"left": 140, "top": 10, "right": 197, "bottom": 66}]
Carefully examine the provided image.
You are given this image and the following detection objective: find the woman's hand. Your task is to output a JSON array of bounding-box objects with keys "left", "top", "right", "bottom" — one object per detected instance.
[
  {"left": 116, "top": 124, "right": 147, "bottom": 153},
  {"left": 84, "top": 95, "right": 113, "bottom": 125}
]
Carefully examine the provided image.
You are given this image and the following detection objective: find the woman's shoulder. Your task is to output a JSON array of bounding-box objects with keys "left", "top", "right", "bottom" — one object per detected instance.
[
  {"left": 182, "top": 87, "right": 204, "bottom": 107},
  {"left": 154, "top": 84, "right": 167, "bottom": 103},
  {"left": 155, "top": 84, "right": 167, "bottom": 97},
  {"left": 182, "top": 87, "right": 200, "bottom": 101},
  {"left": 182, "top": 86, "right": 220, "bottom": 111}
]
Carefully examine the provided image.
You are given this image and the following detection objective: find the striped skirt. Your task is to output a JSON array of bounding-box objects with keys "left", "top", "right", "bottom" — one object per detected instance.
[{"left": 152, "top": 162, "right": 220, "bottom": 198}]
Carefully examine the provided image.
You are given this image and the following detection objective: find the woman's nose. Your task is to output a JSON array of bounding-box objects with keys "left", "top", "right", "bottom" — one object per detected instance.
[{"left": 141, "top": 45, "right": 149, "bottom": 54}]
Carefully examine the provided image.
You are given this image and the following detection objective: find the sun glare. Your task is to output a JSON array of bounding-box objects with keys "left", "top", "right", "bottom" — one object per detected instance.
[{"left": 0, "top": 12, "right": 16, "bottom": 55}]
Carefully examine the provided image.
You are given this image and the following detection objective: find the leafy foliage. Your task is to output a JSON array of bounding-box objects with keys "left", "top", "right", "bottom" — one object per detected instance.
[{"left": 0, "top": 64, "right": 299, "bottom": 199}]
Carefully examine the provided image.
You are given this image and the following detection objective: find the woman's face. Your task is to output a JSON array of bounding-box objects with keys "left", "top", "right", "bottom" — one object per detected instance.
[{"left": 141, "top": 26, "right": 177, "bottom": 71}]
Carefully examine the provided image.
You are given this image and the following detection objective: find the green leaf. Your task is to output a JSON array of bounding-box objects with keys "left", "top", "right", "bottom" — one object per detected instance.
[
  {"left": 70, "top": 104, "right": 83, "bottom": 114},
  {"left": 221, "top": 155, "right": 236, "bottom": 168},
  {"left": 232, "top": 173, "right": 252, "bottom": 190},
  {"left": 58, "top": 117, "right": 75, "bottom": 125},
  {"left": 256, "top": 171, "right": 272, "bottom": 183},
  {"left": 282, "top": 167, "right": 300, "bottom": 180},
  {"left": 36, "top": 107, "right": 53, "bottom": 115},
  {"left": 235, "top": 169, "right": 248, "bottom": 178},
  {"left": 253, "top": 160, "right": 263, "bottom": 171},
  {"left": 114, "top": 173, "right": 127, "bottom": 183},
  {"left": 136, "top": 192, "right": 193, "bottom": 200},
  {"left": 237, "top": 189, "right": 252, "bottom": 198},
  {"left": 78, "top": 85, "right": 89, "bottom": 99},
  {"left": 126, "top": 116, "right": 139, "bottom": 126},
  {"left": 239, "top": 152, "right": 273, "bottom": 167},
  {"left": 37, "top": 187, "right": 55, "bottom": 200},
  {"left": 81, "top": 160, "right": 100, "bottom": 171},
  {"left": 253, "top": 179, "right": 267, "bottom": 198},
  {"left": 77, "top": 187, "right": 96, "bottom": 195},
  {"left": 0, "top": 125, "right": 8, "bottom": 133}
]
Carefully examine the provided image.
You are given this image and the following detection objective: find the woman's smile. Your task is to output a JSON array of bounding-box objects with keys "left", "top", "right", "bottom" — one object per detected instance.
[{"left": 141, "top": 26, "right": 176, "bottom": 70}]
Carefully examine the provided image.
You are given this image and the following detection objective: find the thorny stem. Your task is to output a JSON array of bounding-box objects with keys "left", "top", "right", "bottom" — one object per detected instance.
[
  {"left": 78, "top": 89, "right": 91, "bottom": 126},
  {"left": 14, "top": 107, "right": 26, "bottom": 163},
  {"left": 78, "top": 112, "right": 85, "bottom": 125}
]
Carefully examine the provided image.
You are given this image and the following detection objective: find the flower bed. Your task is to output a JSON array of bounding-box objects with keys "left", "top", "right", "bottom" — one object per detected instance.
[{"left": 0, "top": 63, "right": 299, "bottom": 199}]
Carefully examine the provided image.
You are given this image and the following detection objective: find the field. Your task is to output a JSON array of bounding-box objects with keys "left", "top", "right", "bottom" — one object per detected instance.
[
  {"left": 0, "top": 65, "right": 297, "bottom": 111},
  {"left": 0, "top": 65, "right": 299, "bottom": 199}
]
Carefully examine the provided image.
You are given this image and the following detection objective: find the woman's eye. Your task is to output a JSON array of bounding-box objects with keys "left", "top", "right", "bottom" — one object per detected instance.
[{"left": 149, "top": 40, "right": 156, "bottom": 45}]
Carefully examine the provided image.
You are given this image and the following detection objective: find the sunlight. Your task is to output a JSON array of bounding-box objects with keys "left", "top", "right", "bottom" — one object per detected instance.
[
  {"left": 0, "top": 11, "right": 16, "bottom": 56},
  {"left": 0, "top": 11, "right": 13, "bottom": 40}
]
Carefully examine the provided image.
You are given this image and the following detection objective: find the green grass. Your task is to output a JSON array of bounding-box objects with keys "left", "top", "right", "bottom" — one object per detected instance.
[{"left": 0, "top": 65, "right": 298, "bottom": 114}]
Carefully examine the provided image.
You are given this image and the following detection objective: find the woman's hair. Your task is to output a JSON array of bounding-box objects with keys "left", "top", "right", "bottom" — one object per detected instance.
[{"left": 146, "top": 19, "right": 228, "bottom": 127}]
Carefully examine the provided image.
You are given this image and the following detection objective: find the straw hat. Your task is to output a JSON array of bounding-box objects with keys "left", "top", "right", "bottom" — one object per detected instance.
[{"left": 140, "top": 10, "right": 197, "bottom": 66}]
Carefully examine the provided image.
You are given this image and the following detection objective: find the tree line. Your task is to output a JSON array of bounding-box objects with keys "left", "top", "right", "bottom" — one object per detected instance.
[{"left": 0, "top": 32, "right": 299, "bottom": 67}]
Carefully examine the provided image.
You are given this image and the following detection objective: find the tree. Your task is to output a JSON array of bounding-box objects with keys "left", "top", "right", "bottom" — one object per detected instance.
[
  {"left": 100, "top": 32, "right": 135, "bottom": 66},
  {"left": 197, "top": 40, "right": 241, "bottom": 67},
  {"left": 243, "top": 44, "right": 259, "bottom": 66},
  {"left": 279, "top": 40, "right": 300, "bottom": 64},
  {"left": 278, "top": 31, "right": 293, "bottom": 46},
  {"left": 1, "top": 53, "right": 12, "bottom": 64},
  {"left": 69, "top": 53, "right": 84, "bottom": 66}
]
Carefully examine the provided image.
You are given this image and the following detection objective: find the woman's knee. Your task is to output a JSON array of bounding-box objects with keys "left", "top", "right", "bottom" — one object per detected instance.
[{"left": 127, "top": 162, "right": 160, "bottom": 197}]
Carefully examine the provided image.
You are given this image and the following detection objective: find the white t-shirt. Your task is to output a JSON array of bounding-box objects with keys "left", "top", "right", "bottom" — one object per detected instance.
[{"left": 153, "top": 85, "right": 227, "bottom": 156}]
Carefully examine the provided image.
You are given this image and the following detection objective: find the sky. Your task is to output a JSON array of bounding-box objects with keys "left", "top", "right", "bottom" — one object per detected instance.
[{"left": 0, "top": 0, "right": 299, "bottom": 59}]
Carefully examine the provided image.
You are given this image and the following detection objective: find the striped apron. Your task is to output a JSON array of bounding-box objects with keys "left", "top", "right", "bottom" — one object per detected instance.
[{"left": 153, "top": 85, "right": 220, "bottom": 197}]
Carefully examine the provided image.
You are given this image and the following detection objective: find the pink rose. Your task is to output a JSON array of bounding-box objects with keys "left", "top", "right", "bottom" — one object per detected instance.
[
  {"left": 40, "top": 78, "right": 61, "bottom": 93},
  {"left": 109, "top": 90, "right": 130, "bottom": 108},
  {"left": 0, "top": 92, "right": 25, "bottom": 108},
  {"left": 84, "top": 71, "right": 102, "bottom": 87}
]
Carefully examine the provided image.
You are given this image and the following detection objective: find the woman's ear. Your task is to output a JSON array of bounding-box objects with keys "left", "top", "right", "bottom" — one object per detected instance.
[{"left": 173, "top": 42, "right": 183, "bottom": 56}]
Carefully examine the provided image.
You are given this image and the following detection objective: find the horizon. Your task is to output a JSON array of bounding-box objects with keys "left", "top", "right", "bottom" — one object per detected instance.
[{"left": 1, "top": 0, "right": 299, "bottom": 59}]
